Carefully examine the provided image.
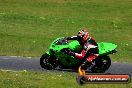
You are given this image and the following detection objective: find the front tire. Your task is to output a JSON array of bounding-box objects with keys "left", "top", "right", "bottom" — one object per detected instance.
[{"left": 40, "top": 53, "right": 59, "bottom": 70}]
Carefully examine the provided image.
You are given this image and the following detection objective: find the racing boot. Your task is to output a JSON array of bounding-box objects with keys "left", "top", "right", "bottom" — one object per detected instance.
[
  {"left": 78, "top": 59, "right": 90, "bottom": 76},
  {"left": 78, "top": 55, "right": 97, "bottom": 76}
]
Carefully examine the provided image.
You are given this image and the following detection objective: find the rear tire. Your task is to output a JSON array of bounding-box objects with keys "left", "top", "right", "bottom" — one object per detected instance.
[{"left": 91, "top": 55, "right": 111, "bottom": 73}]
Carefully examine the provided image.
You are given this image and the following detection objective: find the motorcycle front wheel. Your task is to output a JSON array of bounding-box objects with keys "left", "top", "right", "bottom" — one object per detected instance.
[{"left": 40, "top": 53, "right": 60, "bottom": 70}]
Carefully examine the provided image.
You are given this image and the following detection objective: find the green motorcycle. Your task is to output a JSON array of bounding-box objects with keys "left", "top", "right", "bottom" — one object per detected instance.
[{"left": 40, "top": 37, "right": 117, "bottom": 73}]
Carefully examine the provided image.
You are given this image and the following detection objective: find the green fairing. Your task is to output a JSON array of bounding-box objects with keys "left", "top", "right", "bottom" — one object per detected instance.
[
  {"left": 98, "top": 42, "right": 117, "bottom": 54},
  {"left": 46, "top": 38, "right": 117, "bottom": 67}
]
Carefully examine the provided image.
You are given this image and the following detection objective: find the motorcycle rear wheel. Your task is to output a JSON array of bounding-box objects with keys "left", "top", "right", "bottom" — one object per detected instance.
[{"left": 90, "top": 55, "right": 111, "bottom": 73}]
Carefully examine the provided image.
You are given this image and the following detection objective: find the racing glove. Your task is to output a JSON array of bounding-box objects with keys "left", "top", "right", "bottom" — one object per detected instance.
[{"left": 66, "top": 37, "right": 71, "bottom": 40}]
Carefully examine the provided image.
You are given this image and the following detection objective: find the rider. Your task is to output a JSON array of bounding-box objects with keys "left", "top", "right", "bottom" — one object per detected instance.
[{"left": 65, "top": 28, "right": 99, "bottom": 75}]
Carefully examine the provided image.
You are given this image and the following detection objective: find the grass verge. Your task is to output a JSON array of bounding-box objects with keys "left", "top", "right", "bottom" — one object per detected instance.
[{"left": 0, "top": 70, "right": 132, "bottom": 88}]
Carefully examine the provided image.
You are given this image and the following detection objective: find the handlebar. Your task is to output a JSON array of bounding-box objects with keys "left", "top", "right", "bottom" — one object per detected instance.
[{"left": 55, "top": 38, "right": 68, "bottom": 45}]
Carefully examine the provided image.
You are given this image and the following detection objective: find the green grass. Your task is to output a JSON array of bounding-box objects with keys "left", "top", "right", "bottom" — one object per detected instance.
[
  {"left": 0, "top": 0, "right": 132, "bottom": 63},
  {"left": 0, "top": 70, "right": 132, "bottom": 88},
  {"left": 0, "top": 1, "right": 132, "bottom": 88}
]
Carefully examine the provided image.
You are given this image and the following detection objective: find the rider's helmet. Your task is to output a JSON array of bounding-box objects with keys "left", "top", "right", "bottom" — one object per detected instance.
[{"left": 77, "top": 28, "right": 90, "bottom": 42}]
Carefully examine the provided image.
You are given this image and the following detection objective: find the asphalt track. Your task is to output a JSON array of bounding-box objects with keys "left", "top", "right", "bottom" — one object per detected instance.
[{"left": 0, "top": 56, "right": 132, "bottom": 75}]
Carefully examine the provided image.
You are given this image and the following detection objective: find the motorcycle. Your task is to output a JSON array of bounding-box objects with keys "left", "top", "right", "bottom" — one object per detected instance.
[{"left": 40, "top": 37, "right": 117, "bottom": 73}]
